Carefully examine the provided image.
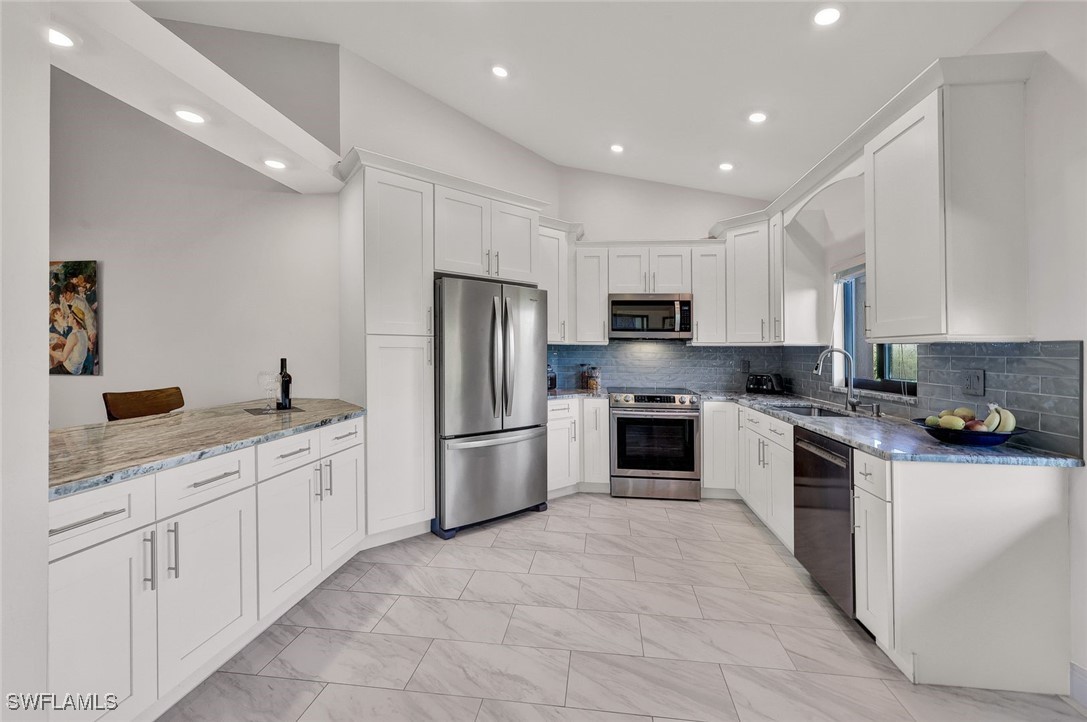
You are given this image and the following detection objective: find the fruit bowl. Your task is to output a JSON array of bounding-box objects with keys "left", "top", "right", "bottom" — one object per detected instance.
[{"left": 911, "top": 419, "right": 1028, "bottom": 446}]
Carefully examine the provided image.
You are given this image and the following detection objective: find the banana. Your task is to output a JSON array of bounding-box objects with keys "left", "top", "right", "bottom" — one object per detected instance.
[
  {"left": 997, "top": 407, "right": 1017, "bottom": 433},
  {"left": 983, "top": 405, "right": 1002, "bottom": 432}
]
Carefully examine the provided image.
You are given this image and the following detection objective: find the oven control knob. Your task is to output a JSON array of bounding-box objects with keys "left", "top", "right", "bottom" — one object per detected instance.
[
  {"left": 623, "top": 394, "right": 633, "bottom": 403},
  {"left": 679, "top": 396, "right": 688, "bottom": 404},
  {"left": 690, "top": 396, "right": 699, "bottom": 405}
]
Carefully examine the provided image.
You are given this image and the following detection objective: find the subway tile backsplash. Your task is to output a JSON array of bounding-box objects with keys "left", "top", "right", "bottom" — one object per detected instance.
[{"left": 549, "top": 340, "right": 1083, "bottom": 458}]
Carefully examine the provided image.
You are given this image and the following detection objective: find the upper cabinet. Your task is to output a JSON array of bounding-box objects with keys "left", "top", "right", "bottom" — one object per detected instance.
[
  {"left": 538, "top": 226, "right": 570, "bottom": 343},
  {"left": 691, "top": 245, "right": 727, "bottom": 344},
  {"left": 575, "top": 248, "right": 609, "bottom": 344},
  {"left": 434, "top": 186, "right": 539, "bottom": 284},
  {"left": 768, "top": 213, "right": 785, "bottom": 343},
  {"left": 607, "top": 247, "right": 691, "bottom": 294},
  {"left": 608, "top": 248, "right": 650, "bottom": 293},
  {"left": 726, "top": 222, "right": 771, "bottom": 344},
  {"left": 865, "top": 83, "right": 1029, "bottom": 342}
]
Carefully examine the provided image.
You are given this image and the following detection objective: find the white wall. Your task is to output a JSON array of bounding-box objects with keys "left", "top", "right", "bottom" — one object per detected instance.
[
  {"left": 50, "top": 70, "right": 340, "bottom": 428},
  {"left": 969, "top": 0, "right": 1087, "bottom": 690},
  {"left": 558, "top": 166, "right": 767, "bottom": 241}
]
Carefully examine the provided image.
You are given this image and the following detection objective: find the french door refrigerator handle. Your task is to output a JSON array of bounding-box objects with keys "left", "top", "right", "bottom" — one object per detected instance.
[
  {"left": 504, "top": 296, "right": 515, "bottom": 417},
  {"left": 492, "top": 296, "right": 503, "bottom": 418}
]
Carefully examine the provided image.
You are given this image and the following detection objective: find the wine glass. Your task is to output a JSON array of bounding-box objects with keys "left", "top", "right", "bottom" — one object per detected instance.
[{"left": 257, "top": 371, "right": 281, "bottom": 413}]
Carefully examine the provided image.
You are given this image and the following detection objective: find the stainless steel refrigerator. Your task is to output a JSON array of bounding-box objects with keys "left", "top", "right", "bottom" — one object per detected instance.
[{"left": 433, "top": 277, "right": 548, "bottom": 538}]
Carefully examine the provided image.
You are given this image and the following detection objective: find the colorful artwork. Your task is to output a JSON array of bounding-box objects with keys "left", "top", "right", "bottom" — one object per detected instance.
[{"left": 49, "top": 261, "right": 99, "bottom": 375}]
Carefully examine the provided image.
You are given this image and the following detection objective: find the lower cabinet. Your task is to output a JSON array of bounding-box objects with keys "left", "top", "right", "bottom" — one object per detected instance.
[
  {"left": 741, "top": 412, "right": 794, "bottom": 551},
  {"left": 320, "top": 444, "right": 366, "bottom": 562},
  {"left": 702, "top": 402, "right": 739, "bottom": 491},
  {"left": 547, "top": 402, "right": 580, "bottom": 492},
  {"left": 581, "top": 398, "right": 610, "bottom": 485},
  {"left": 744, "top": 429, "right": 769, "bottom": 519},
  {"left": 257, "top": 464, "right": 323, "bottom": 616},
  {"left": 764, "top": 440, "right": 794, "bottom": 552},
  {"left": 854, "top": 486, "right": 892, "bottom": 646}
]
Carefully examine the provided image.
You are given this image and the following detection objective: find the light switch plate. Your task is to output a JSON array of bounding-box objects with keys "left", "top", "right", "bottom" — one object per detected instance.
[
  {"left": 962, "top": 369, "right": 985, "bottom": 397},
  {"left": 741, "top": 359, "right": 751, "bottom": 373}
]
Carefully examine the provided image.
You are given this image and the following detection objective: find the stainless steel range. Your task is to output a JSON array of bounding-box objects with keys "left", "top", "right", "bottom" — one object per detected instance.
[{"left": 609, "top": 387, "right": 701, "bottom": 501}]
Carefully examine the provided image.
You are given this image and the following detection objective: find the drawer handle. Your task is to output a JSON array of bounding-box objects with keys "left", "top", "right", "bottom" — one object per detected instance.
[
  {"left": 770, "top": 428, "right": 785, "bottom": 436},
  {"left": 190, "top": 470, "right": 240, "bottom": 489},
  {"left": 748, "top": 418, "right": 760, "bottom": 425},
  {"left": 49, "top": 508, "right": 126, "bottom": 537},
  {"left": 551, "top": 405, "right": 570, "bottom": 412},
  {"left": 333, "top": 430, "right": 358, "bottom": 441},
  {"left": 277, "top": 444, "right": 311, "bottom": 460},
  {"left": 859, "top": 470, "right": 873, "bottom": 479}
]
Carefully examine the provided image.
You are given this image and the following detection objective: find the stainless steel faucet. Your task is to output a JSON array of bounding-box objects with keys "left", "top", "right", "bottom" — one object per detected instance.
[{"left": 814, "top": 347, "right": 860, "bottom": 412}]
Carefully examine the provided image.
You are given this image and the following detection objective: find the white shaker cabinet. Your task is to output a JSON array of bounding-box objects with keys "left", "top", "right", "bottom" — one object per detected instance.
[
  {"left": 608, "top": 248, "right": 650, "bottom": 293},
  {"left": 854, "top": 486, "right": 892, "bottom": 646},
  {"left": 366, "top": 335, "right": 435, "bottom": 534},
  {"left": 546, "top": 401, "right": 581, "bottom": 493},
  {"left": 743, "top": 429, "right": 769, "bottom": 520},
  {"left": 649, "top": 246, "right": 691, "bottom": 293},
  {"left": 49, "top": 529, "right": 158, "bottom": 721},
  {"left": 581, "top": 398, "right": 610, "bottom": 486},
  {"left": 434, "top": 186, "right": 491, "bottom": 278},
  {"left": 256, "top": 464, "right": 322, "bottom": 616},
  {"left": 691, "top": 245, "right": 727, "bottom": 344},
  {"left": 727, "top": 222, "right": 771, "bottom": 344},
  {"left": 701, "top": 402, "right": 738, "bottom": 491},
  {"left": 538, "top": 226, "right": 570, "bottom": 343},
  {"left": 768, "top": 213, "right": 785, "bottom": 343},
  {"left": 491, "top": 201, "right": 539, "bottom": 283},
  {"left": 765, "top": 441, "right": 794, "bottom": 552},
  {"left": 575, "top": 248, "right": 609, "bottom": 344},
  {"left": 319, "top": 443, "right": 366, "bottom": 564},
  {"left": 364, "top": 168, "right": 435, "bottom": 336}
]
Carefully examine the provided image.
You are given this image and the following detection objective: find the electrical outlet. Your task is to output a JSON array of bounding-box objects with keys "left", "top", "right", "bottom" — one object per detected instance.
[
  {"left": 741, "top": 359, "right": 751, "bottom": 374},
  {"left": 962, "top": 369, "right": 985, "bottom": 397}
]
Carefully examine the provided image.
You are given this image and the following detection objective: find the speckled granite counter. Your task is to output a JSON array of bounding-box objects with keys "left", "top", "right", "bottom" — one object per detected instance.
[
  {"left": 50, "top": 398, "right": 366, "bottom": 499},
  {"left": 695, "top": 392, "right": 1083, "bottom": 467},
  {"left": 548, "top": 388, "right": 609, "bottom": 400}
]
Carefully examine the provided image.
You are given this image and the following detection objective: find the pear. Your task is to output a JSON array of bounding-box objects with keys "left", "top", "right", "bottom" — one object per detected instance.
[
  {"left": 954, "top": 407, "right": 976, "bottom": 421},
  {"left": 924, "top": 415, "right": 941, "bottom": 427},
  {"left": 939, "top": 415, "right": 967, "bottom": 430},
  {"left": 938, "top": 409, "right": 956, "bottom": 418}
]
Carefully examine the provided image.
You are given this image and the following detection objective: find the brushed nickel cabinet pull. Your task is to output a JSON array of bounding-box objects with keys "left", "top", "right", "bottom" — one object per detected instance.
[
  {"left": 277, "top": 444, "right": 310, "bottom": 460},
  {"left": 143, "top": 530, "right": 157, "bottom": 591},
  {"left": 333, "top": 430, "right": 358, "bottom": 441},
  {"left": 190, "top": 470, "right": 239, "bottom": 489},
  {"left": 49, "top": 508, "right": 126, "bottom": 537},
  {"left": 325, "top": 460, "right": 333, "bottom": 496},
  {"left": 167, "top": 522, "right": 180, "bottom": 578}
]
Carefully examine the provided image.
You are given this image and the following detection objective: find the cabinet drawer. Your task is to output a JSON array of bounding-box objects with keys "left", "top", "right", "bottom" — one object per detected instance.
[
  {"left": 765, "top": 416, "right": 794, "bottom": 447},
  {"left": 257, "top": 429, "right": 321, "bottom": 481},
  {"left": 49, "top": 476, "right": 156, "bottom": 560},
  {"left": 548, "top": 400, "right": 579, "bottom": 420},
  {"left": 853, "top": 449, "right": 890, "bottom": 501},
  {"left": 320, "top": 417, "right": 365, "bottom": 455},
  {"left": 156, "top": 448, "right": 256, "bottom": 518},
  {"left": 742, "top": 408, "right": 769, "bottom": 431}
]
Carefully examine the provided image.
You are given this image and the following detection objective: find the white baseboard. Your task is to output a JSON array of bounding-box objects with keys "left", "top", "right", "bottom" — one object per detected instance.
[{"left": 1071, "top": 662, "right": 1087, "bottom": 709}]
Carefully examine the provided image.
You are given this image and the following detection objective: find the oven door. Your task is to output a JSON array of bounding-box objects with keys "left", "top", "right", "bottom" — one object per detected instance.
[{"left": 610, "top": 410, "right": 701, "bottom": 480}]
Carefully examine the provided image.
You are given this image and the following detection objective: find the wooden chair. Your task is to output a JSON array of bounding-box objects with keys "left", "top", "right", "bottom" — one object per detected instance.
[{"left": 103, "top": 387, "right": 185, "bottom": 421}]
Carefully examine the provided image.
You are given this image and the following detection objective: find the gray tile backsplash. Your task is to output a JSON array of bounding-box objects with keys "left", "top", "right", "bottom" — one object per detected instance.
[{"left": 550, "top": 339, "right": 1083, "bottom": 458}]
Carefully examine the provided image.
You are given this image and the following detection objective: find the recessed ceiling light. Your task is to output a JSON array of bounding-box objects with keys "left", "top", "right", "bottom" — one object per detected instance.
[
  {"left": 748, "top": 112, "right": 768, "bottom": 124},
  {"left": 610, "top": 144, "right": 624, "bottom": 153},
  {"left": 174, "top": 109, "right": 205, "bottom": 124},
  {"left": 492, "top": 66, "right": 509, "bottom": 78},
  {"left": 814, "top": 7, "right": 842, "bottom": 26},
  {"left": 264, "top": 159, "right": 287, "bottom": 170},
  {"left": 719, "top": 163, "right": 734, "bottom": 171},
  {"left": 48, "top": 28, "right": 74, "bottom": 47}
]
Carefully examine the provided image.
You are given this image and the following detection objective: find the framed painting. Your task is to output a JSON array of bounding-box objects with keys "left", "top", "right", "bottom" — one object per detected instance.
[{"left": 49, "top": 260, "right": 99, "bottom": 375}]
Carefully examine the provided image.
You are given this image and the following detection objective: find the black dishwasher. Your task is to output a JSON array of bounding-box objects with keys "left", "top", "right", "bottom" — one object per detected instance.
[{"left": 793, "top": 427, "right": 854, "bottom": 617}]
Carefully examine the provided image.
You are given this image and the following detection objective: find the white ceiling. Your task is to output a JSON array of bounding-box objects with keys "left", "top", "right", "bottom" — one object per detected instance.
[{"left": 141, "top": 1, "right": 1022, "bottom": 200}]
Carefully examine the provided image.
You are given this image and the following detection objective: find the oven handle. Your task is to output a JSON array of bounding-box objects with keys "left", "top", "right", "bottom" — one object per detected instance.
[{"left": 610, "top": 410, "right": 701, "bottom": 419}]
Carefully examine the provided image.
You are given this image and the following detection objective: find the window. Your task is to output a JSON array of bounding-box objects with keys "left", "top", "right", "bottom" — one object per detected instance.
[{"left": 837, "top": 267, "right": 917, "bottom": 395}]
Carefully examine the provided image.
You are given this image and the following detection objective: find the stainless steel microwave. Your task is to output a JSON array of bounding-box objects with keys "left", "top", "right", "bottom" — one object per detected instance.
[{"left": 608, "top": 294, "right": 693, "bottom": 340}]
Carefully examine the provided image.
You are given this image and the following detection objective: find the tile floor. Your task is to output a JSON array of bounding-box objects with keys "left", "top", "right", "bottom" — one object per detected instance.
[{"left": 160, "top": 493, "right": 1086, "bottom": 721}]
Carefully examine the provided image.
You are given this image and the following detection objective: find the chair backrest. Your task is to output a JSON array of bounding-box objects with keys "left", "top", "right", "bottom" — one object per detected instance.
[{"left": 103, "top": 387, "right": 185, "bottom": 421}]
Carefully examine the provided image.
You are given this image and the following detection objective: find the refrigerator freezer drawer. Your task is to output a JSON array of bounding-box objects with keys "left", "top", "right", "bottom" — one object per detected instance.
[{"left": 439, "top": 427, "right": 547, "bottom": 530}]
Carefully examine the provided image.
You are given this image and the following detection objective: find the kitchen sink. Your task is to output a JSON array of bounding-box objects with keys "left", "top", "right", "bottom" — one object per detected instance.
[{"left": 778, "top": 405, "right": 850, "bottom": 418}]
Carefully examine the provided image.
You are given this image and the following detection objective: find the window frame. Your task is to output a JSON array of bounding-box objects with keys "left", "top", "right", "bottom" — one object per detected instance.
[{"left": 837, "top": 270, "right": 918, "bottom": 396}]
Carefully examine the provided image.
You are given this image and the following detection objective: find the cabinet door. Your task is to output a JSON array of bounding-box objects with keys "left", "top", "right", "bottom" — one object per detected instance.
[
  {"left": 575, "top": 248, "right": 609, "bottom": 344},
  {"left": 766, "top": 441, "right": 794, "bottom": 551},
  {"left": 691, "top": 245, "right": 727, "bottom": 343},
  {"left": 546, "top": 415, "right": 580, "bottom": 492},
  {"left": 727, "top": 222, "right": 771, "bottom": 343},
  {"left": 49, "top": 529, "right": 157, "bottom": 721},
  {"left": 864, "top": 88, "right": 946, "bottom": 338},
  {"left": 581, "top": 399, "right": 610, "bottom": 485},
  {"left": 158, "top": 488, "right": 257, "bottom": 693},
  {"left": 735, "top": 409, "right": 749, "bottom": 501},
  {"left": 364, "top": 169, "right": 435, "bottom": 336},
  {"left": 608, "top": 248, "right": 649, "bottom": 293},
  {"left": 768, "top": 213, "right": 785, "bottom": 343},
  {"left": 539, "top": 227, "right": 569, "bottom": 343},
  {"left": 435, "top": 186, "right": 491, "bottom": 278},
  {"left": 744, "top": 431, "right": 769, "bottom": 520},
  {"left": 650, "top": 246, "right": 691, "bottom": 293},
  {"left": 321, "top": 444, "right": 366, "bottom": 565},
  {"left": 702, "top": 402, "right": 738, "bottom": 490},
  {"left": 854, "top": 488, "right": 892, "bottom": 646},
  {"left": 366, "top": 335, "right": 436, "bottom": 533},
  {"left": 257, "top": 464, "right": 322, "bottom": 617},
  {"left": 491, "top": 201, "right": 539, "bottom": 283}
]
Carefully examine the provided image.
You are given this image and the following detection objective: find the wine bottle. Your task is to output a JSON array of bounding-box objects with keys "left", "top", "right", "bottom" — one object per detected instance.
[{"left": 277, "top": 357, "right": 293, "bottom": 410}]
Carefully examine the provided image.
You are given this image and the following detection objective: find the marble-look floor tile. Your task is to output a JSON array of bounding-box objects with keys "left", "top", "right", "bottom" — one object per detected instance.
[
  {"left": 677, "top": 539, "right": 783, "bottom": 566},
  {"left": 157, "top": 672, "right": 322, "bottom": 722},
  {"left": 503, "top": 605, "right": 643, "bottom": 655},
  {"left": 634, "top": 556, "right": 747, "bottom": 589},
  {"left": 260, "top": 628, "right": 431, "bottom": 687},
  {"left": 639, "top": 615, "right": 793, "bottom": 669},
  {"left": 724, "top": 665, "right": 914, "bottom": 721},
  {"left": 530, "top": 551, "right": 636, "bottom": 580},
  {"left": 353, "top": 537, "right": 444, "bottom": 566},
  {"left": 451, "top": 525, "right": 499, "bottom": 547},
  {"left": 487, "top": 513, "right": 552, "bottom": 530},
  {"left": 372, "top": 595, "right": 514, "bottom": 643},
  {"left": 460, "top": 571, "right": 581, "bottom": 608},
  {"left": 351, "top": 563, "right": 474, "bottom": 598},
  {"left": 566, "top": 652, "right": 737, "bottom": 722},
  {"left": 738, "top": 564, "right": 820, "bottom": 594},
  {"left": 493, "top": 529, "right": 587, "bottom": 553},
  {"left": 407, "top": 639, "right": 570, "bottom": 705},
  {"left": 590, "top": 504, "right": 669, "bottom": 521},
  {"left": 883, "top": 680, "right": 1086, "bottom": 721},
  {"left": 299, "top": 685, "right": 481, "bottom": 722},
  {"left": 693, "top": 587, "right": 841, "bottom": 629},
  {"left": 277, "top": 588, "right": 396, "bottom": 632},
  {"left": 665, "top": 508, "right": 751, "bottom": 526},
  {"left": 772, "top": 625, "right": 905, "bottom": 680},
  {"left": 537, "top": 499, "right": 593, "bottom": 518},
  {"left": 477, "top": 700, "right": 651, "bottom": 722},
  {"left": 546, "top": 516, "right": 631, "bottom": 535},
  {"left": 578, "top": 578, "right": 702, "bottom": 618},
  {"left": 712, "top": 523, "right": 779, "bottom": 545},
  {"left": 585, "top": 534, "right": 683, "bottom": 559},
  {"left": 318, "top": 559, "right": 375, "bottom": 590},
  {"left": 219, "top": 624, "right": 303, "bottom": 675},
  {"left": 628, "top": 519, "right": 722, "bottom": 541},
  {"left": 428, "top": 545, "right": 536, "bottom": 573}
]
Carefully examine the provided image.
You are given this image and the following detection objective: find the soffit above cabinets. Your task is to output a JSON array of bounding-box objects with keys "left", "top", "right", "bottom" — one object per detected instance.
[{"left": 50, "top": 1, "right": 343, "bottom": 194}]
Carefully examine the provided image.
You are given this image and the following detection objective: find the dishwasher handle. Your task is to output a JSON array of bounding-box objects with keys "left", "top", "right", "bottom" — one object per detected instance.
[{"left": 795, "top": 439, "right": 849, "bottom": 470}]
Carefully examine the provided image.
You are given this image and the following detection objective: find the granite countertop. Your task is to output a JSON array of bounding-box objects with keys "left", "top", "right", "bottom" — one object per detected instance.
[
  {"left": 548, "top": 388, "right": 609, "bottom": 400},
  {"left": 696, "top": 392, "right": 1083, "bottom": 468},
  {"left": 50, "top": 398, "right": 366, "bottom": 499}
]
